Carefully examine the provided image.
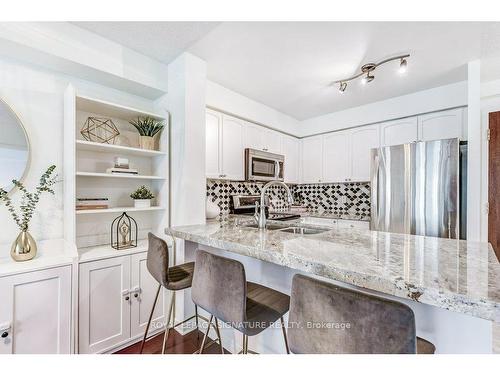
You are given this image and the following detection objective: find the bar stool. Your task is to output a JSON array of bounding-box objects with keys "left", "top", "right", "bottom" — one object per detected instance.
[
  {"left": 140, "top": 233, "right": 217, "bottom": 354},
  {"left": 191, "top": 250, "right": 291, "bottom": 354},
  {"left": 287, "top": 274, "right": 436, "bottom": 354}
]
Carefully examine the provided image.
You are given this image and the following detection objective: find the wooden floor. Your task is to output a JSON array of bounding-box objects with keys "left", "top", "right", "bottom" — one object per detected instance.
[{"left": 115, "top": 329, "right": 230, "bottom": 354}]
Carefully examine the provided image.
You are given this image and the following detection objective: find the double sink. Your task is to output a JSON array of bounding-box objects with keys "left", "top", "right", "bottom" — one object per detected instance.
[{"left": 242, "top": 223, "right": 329, "bottom": 235}]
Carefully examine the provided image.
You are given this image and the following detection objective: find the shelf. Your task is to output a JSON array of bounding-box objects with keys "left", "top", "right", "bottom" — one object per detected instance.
[
  {"left": 76, "top": 140, "right": 167, "bottom": 157},
  {"left": 76, "top": 206, "right": 165, "bottom": 215},
  {"left": 76, "top": 95, "right": 166, "bottom": 122},
  {"left": 76, "top": 172, "right": 166, "bottom": 180},
  {"left": 78, "top": 240, "right": 149, "bottom": 263}
]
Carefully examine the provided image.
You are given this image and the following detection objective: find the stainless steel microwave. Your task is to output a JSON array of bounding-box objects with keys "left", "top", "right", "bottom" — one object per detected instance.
[{"left": 245, "top": 148, "right": 284, "bottom": 181}]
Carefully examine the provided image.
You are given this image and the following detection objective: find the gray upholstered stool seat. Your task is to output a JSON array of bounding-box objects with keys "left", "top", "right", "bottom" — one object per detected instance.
[
  {"left": 166, "top": 262, "right": 195, "bottom": 291},
  {"left": 288, "top": 274, "right": 436, "bottom": 354},
  {"left": 192, "top": 250, "right": 291, "bottom": 354},
  {"left": 417, "top": 337, "right": 436, "bottom": 354},
  {"left": 244, "top": 281, "right": 290, "bottom": 336}
]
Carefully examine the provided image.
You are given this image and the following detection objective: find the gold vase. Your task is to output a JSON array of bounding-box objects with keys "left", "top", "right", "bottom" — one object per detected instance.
[
  {"left": 11, "top": 230, "right": 37, "bottom": 262},
  {"left": 139, "top": 135, "right": 155, "bottom": 150}
]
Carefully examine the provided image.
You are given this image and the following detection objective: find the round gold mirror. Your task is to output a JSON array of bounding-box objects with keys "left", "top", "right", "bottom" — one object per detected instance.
[{"left": 0, "top": 99, "right": 30, "bottom": 194}]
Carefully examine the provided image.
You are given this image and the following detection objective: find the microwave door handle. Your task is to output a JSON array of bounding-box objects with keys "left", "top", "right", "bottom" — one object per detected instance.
[{"left": 276, "top": 160, "right": 281, "bottom": 178}]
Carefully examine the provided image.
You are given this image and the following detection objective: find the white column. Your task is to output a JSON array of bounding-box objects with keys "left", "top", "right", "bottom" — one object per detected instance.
[
  {"left": 467, "top": 60, "right": 481, "bottom": 241},
  {"left": 165, "top": 53, "right": 207, "bottom": 333}
]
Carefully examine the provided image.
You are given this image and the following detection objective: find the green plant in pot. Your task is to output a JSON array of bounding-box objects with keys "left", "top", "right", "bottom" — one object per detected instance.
[
  {"left": 130, "top": 185, "right": 155, "bottom": 209},
  {"left": 0, "top": 165, "right": 57, "bottom": 262},
  {"left": 129, "top": 116, "right": 164, "bottom": 150}
]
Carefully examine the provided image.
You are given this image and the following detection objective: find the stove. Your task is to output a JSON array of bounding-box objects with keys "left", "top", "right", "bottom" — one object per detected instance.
[{"left": 230, "top": 194, "right": 300, "bottom": 221}]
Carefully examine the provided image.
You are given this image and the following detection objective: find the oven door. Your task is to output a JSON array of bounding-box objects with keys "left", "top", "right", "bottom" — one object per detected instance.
[{"left": 248, "top": 156, "right": 279, "bottom": 181}]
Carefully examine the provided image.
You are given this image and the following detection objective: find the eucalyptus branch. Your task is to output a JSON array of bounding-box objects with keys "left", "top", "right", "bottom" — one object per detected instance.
[{"left": 0, "top": 165, "right": 57, "bottom": 231}]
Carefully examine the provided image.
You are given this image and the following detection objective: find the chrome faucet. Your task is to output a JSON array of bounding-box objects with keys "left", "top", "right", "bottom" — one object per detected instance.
[{"left": 255, "top": 180, "right": 294, "bottom": 229}]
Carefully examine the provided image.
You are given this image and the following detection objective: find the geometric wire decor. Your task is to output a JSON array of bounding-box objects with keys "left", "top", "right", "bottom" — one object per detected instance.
[{"left": 80, "top": 117, "right": 120, "bottom": 144}]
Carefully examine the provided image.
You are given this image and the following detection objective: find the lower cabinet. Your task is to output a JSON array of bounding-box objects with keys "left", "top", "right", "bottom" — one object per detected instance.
[
  {"left": 0, "top": 266, "right": 72, "bottom": 354},
  {"left": 78, "top": 252, "right": 167, "bottom": 353}
]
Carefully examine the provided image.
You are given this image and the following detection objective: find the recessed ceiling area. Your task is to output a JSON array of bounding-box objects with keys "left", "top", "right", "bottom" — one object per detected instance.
[{"left": 72, "top": 22, "right": 500, "bottom": 120}]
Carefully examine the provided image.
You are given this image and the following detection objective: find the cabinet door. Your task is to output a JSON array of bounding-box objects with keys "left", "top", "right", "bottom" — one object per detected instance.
[
  {"left": 205, "top": 110, "right": 222, "bottom": 179},
  {"left": 265, "top": 129, "right": 283, "bottom": 154},
  {"left": 245, "top": 123, "right": 264, "bottom": 150},
  {"left": 380, "top": 117, "right": 418, "bottom": 146},
  {"left": 349, "top": 125, "right": 380, "bottom": 182},
  {"left": 322, "top": 131, "right": 349, "bottom": 183},
  {"left": 301, "top": 136, "right": 323, "bottom": 183},
  {"left": 418, "top": 108, "right": 464, "bottom": 142},
  {"left": 221, "top": 115, "right": 245, "bottom": 180},
  {"left": 130, "top": 252, "right": 168, "bottom": 338},
  {"left": 282, "top": 135, "right": 300, "bottom": 183},
  {"left": 79, "top": 256, "right": 131, "bottom": 354},
  {"left": 0, "top": 266, "right": 71, "bottom": 354}
]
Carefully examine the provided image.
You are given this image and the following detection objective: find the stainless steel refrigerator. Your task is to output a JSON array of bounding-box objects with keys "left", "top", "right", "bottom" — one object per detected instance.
[{"left": 370, "top": 138, "right": 467, "bottom": 240}]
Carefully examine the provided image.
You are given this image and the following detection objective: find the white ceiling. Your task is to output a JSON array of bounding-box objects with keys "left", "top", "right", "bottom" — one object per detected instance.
[
  {"left": 72, "top": 22, "right": 220, "bottom": 64},
  {"left": 72, "top": 22, "right": 500, "bottom": 120}
]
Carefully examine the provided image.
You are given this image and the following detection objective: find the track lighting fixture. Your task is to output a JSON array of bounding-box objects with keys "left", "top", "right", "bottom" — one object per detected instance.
[{"left": 333, "top": 54, "right": 409, "bottom": 92}]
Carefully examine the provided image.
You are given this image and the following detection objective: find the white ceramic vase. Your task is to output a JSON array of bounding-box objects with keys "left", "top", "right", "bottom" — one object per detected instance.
[
  {"left": 206, "top": 198, "right": 220, "bottom": 219},
  {"left": 134, "top": 199, "right": 151, "bottom": 209}
]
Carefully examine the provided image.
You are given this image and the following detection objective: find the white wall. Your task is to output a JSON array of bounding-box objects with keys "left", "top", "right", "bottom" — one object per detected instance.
[
  {"left": 206, "top": 80, "right": 301, "bottom": 135},
  {"left": 298, "top": 81, "right": 468, "bottom": 137},
  {"left": 0, "top": 56, "right": 160, "bottom": 250}
]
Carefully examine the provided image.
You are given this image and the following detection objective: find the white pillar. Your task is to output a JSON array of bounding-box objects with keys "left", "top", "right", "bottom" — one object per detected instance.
[
  {"left": 165, "top": 53, "right": 207, "bottom": 332},
  {"left": 167, "top": 53, "right": 207, "bottom": 228},
  {"left": 467, "top": 60, "right": 481, "bottom": 241}
]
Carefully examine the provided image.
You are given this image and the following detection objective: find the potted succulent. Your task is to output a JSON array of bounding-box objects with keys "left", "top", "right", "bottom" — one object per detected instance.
[
  {"left": 130, "top": 185, "right": 155, "bottom": 208},
  {"left": 0, "top": 165, "right": 57, "bottom": 261},
  {"left": 128, "top": 116, "right": 164, "bottom": 150}
]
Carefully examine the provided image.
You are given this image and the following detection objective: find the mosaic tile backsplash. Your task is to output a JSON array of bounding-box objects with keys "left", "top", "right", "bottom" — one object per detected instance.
[{"left": 206, "top": 179, "right": 371, "bottom": 218}]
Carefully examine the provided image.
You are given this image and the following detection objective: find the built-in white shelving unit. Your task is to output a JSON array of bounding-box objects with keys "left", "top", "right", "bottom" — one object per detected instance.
[{"left": 64, "top": 85, "right": 169, "bottom": 260}]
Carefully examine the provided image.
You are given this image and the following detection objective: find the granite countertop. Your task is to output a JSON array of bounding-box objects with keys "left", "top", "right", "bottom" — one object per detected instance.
[{"left": 167, "top": 216, "right": 500, "bottom": 322}]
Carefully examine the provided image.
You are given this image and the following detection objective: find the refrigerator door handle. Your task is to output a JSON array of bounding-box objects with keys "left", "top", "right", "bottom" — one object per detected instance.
[{"left": 371, "top": 153, "right": 380, "bottom": 230}]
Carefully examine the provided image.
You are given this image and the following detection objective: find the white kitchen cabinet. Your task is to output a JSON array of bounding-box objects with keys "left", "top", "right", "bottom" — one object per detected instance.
[
  {"left": 245, "top": 123, "right": 282, "bottom": 154},
  {"left": 418, "top": 108, "right": 465, "bottom": 141},
  {"left": 349, "top": 125, "right": 380, "bottom": 182},
  {"left": 79, "top": 252, "right": 167, "bottom": 354},
  {"left": 130, "top": 252, "right": 166, "bottom": 338},
  {"left": 380, "top": 117, "right": 418, "bottom": 146},
  {"left": 0, "top": 266, "right": 71, "bottom": 354},
  {"left": 205, "top": 110, "right": 245, "bottom": 180},
  {"left": 221, "top": 115, "right": 245, "bottom": 180},
  {"left": 205, "top": 110, "right": 222, "bottom": 179},
  {"left": 301, "top": 136, "right": 323, "bottom": 183},
  {"left": 79, "top": 256, "right": 131, "bottom": 354},
  {"left": 282, "top": 135, "right": 300, "bottom": 183},
  {"left": 323, "top": 131, "right": 350, "bottom": 183}
]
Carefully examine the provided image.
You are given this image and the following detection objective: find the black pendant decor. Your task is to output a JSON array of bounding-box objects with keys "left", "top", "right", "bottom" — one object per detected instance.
[{"left": 111, "top": 212, "right": 138, "bottom": 250}]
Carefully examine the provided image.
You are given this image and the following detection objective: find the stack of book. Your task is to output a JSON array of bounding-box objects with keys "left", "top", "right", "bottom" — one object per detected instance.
[
  {"left": 76, "top": 198, "right": 109, "bottom": 210},
  {"left": 106, "top": 157, "right": 138, "bottom": 175}
]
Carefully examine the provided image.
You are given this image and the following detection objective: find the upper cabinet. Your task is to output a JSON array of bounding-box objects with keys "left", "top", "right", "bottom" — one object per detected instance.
[
  {"left": 205, "top": 110, "right": 245, "bottom": 180},
  {"left": 380, "top": 117, "right": 418, "bottom": 146},
  {"left": 245, "top": 123, "right": 282, "bottom": 154},
  {"left": 418, "top": 108, "right": 465, "bottom": 142},
  {"left": 301, "top": 136, "right": 323, "bottom": 183},
  {"left": 349, "top": 125, "right": 380, "bottom": 182},
  {"left": 322, "top": 131, "right": 349, "bottom": 183},
  {"left": 282, "top": 135, "right": 300, "bottom": 184}
]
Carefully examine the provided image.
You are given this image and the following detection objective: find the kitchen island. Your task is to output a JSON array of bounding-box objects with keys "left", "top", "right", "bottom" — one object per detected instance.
[{"left": 167, "top": 216, "right": 500, "bottom": 354}]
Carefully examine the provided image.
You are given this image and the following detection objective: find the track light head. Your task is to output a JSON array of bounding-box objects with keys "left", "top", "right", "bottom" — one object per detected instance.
[
  {"left": 399, "top": 58, "right": 408, "bottom": 74},
  {"left": 361, "top": 73, "right": 375, "bottom": 85},
  {"left": 339, "top": 81, "right": 347, "bottom": 93}
]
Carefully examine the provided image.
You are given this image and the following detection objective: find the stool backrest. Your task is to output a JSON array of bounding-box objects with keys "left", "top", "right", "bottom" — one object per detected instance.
[
  {"left": 288, "top": 274, "right": 417, "bottom": 354},
  {"left": 146, "top": 232, "right": 170, "bottom": 287},
  {"left": 192, "top": 250, "right": 246, "bottom": 325}
]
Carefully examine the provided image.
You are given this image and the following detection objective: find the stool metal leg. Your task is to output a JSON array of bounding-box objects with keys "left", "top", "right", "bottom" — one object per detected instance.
[
  {"left": 195, "top": 305, "right": 200, "bottom": 339},
  {"left": 280, "top": 316, "right": 290, "bottom": 354},
  {"left": 140, "top": 283, "right": 161, "bottom": 354},
  {"left": 199, "top": 314, "right": 213, "bottom": 354},
  {"left": 162, "top": 291, "right": 175, "bottom": 354},
  {"left": 244, "top": 335, "right": 248, "bottom": 354},
  {"left": 213, "top": 317, "right": 224, "bottom": 354}
]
